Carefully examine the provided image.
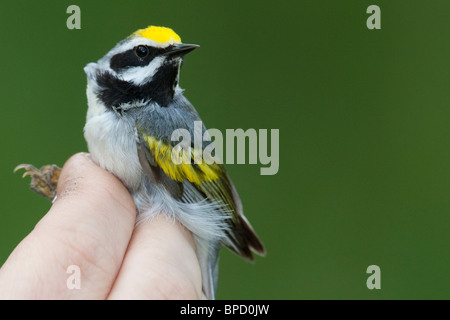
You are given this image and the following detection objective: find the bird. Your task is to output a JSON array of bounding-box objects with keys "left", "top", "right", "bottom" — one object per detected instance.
[{"left": 16, "top": 25, "right": 265, "bottom": 299}]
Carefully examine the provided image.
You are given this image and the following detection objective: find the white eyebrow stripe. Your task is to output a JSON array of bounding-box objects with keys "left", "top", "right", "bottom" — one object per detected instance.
[{"left": 107, "top": 37, "right": 173, "bottom": 58}]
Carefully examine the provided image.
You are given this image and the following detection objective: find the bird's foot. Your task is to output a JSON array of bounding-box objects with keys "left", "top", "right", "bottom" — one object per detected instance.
[{"left": 14, "top": 164, "right": 61, "bottom": 201}]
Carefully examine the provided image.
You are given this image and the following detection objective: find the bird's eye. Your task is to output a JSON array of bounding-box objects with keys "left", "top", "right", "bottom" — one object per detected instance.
[{"left": 135, "top": 45, "right": 149, "bottom": 58}]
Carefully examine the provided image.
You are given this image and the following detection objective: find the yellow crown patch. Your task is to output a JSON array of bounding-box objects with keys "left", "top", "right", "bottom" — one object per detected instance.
[{"left": 132, "top": 26, "right": 181, "bottom": 45}]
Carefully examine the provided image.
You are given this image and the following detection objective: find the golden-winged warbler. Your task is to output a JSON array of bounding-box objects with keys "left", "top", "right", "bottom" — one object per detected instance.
[{"left": 18, "top": 26, "right": 265, "bottom": 299}]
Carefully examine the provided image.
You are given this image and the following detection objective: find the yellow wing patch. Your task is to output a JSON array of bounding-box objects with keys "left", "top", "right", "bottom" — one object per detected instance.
[
  {"left": 143, "top": 135, "right": 222, "bottom": 185},
  {"left": 132, "top": 26, "right": 181, "bottom": 45}
]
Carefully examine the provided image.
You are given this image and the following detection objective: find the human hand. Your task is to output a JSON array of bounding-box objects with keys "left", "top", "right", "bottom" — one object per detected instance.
[{"left": 0, "top": 153, "right": 204, "bottom": 299}]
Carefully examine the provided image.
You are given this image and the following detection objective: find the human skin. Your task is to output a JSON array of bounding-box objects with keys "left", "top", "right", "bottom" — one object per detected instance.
[{"left": 0, "top": 153, "right": 204, "bottom": 299}]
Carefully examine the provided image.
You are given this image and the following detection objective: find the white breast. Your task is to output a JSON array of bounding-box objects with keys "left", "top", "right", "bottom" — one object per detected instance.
[{"left": 83, "top": 85, "right": 142, "bottom": 191}]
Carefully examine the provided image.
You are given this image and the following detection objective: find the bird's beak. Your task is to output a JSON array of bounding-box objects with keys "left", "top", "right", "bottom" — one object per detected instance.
[{"left": 164, "top": 43, "right": 199, "bottom": 57}]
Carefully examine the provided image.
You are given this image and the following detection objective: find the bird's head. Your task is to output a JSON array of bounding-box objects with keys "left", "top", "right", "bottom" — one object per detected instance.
[{"left": 85, "top": 26, "right": 199, "bottom": 112}]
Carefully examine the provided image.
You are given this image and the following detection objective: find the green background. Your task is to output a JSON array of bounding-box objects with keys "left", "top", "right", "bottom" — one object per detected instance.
[{"left": 1, "top": 0, "right": 450, "bottom": 299}]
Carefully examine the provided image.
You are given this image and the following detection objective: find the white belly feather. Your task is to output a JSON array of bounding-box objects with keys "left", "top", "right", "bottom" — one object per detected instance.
[{"left": 84, "top": 88, "right": 142, "bottom": 191}]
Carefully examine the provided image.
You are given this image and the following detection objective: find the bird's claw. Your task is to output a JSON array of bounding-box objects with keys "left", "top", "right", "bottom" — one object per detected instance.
[{"left": 14, "top": 164, "right": 61, "bottom": 201}]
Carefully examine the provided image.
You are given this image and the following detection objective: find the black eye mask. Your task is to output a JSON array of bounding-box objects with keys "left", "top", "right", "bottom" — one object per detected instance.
[{"left": 109, "top": 45, "right": 172, "bottom": 72}]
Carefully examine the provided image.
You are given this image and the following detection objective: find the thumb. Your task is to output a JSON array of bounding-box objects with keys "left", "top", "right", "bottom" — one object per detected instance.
[{"left": 0, "top": 153, "right": 136, "bottom": 299}]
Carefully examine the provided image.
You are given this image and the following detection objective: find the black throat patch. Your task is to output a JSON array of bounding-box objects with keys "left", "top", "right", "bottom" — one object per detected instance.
[{"left": 95, "top": 62, "right": 179, "bottom": 109}]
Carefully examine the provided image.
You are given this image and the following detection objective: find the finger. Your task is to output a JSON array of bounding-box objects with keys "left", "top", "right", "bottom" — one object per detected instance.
[
  {"left": 0, "top": 153, "right": 136, "bottom": 299},
  {"left": 107, "top": 215, "right": 203, "bottom": 299}
]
